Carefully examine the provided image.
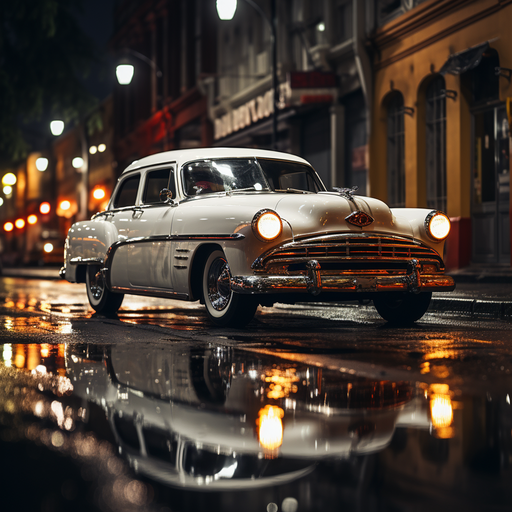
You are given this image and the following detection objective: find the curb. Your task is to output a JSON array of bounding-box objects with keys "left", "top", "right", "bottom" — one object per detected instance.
[{"left": 429, "top": 297, "right": 512, "bottom": 320}]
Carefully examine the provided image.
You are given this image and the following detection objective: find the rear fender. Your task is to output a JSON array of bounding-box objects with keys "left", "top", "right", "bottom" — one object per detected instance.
[{"left": 64, "top": 219, "right": 118, "bottom": 282}]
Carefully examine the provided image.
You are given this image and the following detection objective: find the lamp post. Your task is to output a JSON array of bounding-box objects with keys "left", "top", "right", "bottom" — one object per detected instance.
[
  {"left": 116, "top": 48, "right": 166, "bottom": 148},
  {"left": 216, "top": 0, "right": 278, "bottom": 150}
]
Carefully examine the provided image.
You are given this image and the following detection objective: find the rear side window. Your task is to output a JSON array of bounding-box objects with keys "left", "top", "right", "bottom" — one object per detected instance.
[
  {"left": 113, "top": 175, "right": 140, "bottom": 208},
  {"left": 143, "top": 169, "right": 171, "bottom": 204}
]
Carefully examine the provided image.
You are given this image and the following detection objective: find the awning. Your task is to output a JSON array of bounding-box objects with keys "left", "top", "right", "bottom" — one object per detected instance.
[{"left": 439, "top": 42, "right": 489, "bottom": 75}]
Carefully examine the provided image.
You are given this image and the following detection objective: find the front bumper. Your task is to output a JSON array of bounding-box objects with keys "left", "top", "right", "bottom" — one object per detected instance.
[{"left": 231, "top": 259, "right": 455, "bottom": 296}]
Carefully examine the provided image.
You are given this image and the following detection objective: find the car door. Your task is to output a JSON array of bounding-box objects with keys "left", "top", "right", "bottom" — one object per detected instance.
[
  {"left": 108, "top": 172, "right": 141, "bottom": 289},
  {"left": 127, "top": 165, "right": 178, "bottom": 289}
]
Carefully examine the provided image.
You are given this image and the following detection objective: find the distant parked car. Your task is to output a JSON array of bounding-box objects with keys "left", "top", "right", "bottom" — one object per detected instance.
[{"left": 60, "top": 148, "right": 454, "bottom": 326}]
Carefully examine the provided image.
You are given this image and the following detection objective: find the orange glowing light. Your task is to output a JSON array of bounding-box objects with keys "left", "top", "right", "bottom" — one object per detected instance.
[
  {"left": 4, "top": 222, "right": 14, "bottom": 232},
  {"left": 92, "top": 187, "right": 106, "bottom": 200},
  {"left": 15, "top": 218, "right": 25, "bottom": 229},
  {"left": 429, "top": 383, "right": 454, "bottom": 438},
  {"left": 59, "top": 200, "right": 71, "bottom": 211},
  {"left": 40, "top": 344, "right": 50, "bottom": 358},
  {"left": 40, "top": 202, "right": 51, "bottom": 215},
  {"left": 27, "top": 214, "right": 38, "bottom": 225},
  {"left": 257, "top": 405, "right": 284, "bottom": 457}
]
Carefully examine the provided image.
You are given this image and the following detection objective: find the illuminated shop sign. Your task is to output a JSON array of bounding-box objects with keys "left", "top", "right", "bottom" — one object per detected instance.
[{"left": 214, "top": 72, "right": 338, "bottom": 141}]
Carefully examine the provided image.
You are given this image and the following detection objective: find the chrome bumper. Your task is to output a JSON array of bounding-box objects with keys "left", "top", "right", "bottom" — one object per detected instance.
[{"left": 231, "top": 259, "right": 455, "bottom": 295}]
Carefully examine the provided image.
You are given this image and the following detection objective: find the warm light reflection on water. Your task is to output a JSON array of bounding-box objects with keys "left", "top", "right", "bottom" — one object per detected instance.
[
  {"left": 258, "top": 405, "right": 285, "bottom": 458},
  {"left": 429, "top": 383, "right": 454, "bottom": 438}
]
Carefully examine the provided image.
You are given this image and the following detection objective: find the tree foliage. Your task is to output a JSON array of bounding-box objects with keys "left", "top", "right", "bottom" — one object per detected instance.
[{"left": 0, "top": 0, "right": 98, "bottom": 161}]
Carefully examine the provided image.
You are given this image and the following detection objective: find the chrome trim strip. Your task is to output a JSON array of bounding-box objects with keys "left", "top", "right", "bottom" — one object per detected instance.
[
  {"left": 70, "top": 257, "right": 104, "bottom": 265},
  {"left": 101, "top": 233, "right": 244, "bottom": 290}
]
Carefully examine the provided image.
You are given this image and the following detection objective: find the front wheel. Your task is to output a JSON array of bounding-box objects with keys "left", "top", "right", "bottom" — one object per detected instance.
[
  {"left": 373, "top": 292, "right": 432, "bottom": 324},
  {"left": 202, "top": 250, "right": 258, "bottom": 327},
  {"left": 86, "top": 265, "right": 124, "bottom": 316}
]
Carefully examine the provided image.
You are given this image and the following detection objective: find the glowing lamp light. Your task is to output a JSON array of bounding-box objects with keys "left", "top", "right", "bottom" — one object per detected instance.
[
  {"left": 3, "top": 186, "right": 12, "bottom": 195},
  {"left": 2, "top": 173, "right": 16, "bottom": 186},
  {"left": 98, "top": 143, "right": 106, "bottom": 152},
  {"left": 89, "top": 146, "right": 98, "bottom": 155},
  {"left": 257, "top": 405, "right": 284, "bottom": 458},
  {"left": 59, "top": 200, "right": 71, "bottom": 211},
  {"left": 0, "top": 198, "right": 3, "bottom": 206},
  {"left": 93, "top": 187, "right": 106, "bottom": 200},
  {"left": 40, "top": 202, "right": 51, "bottom": 215},
  {"left": 35, "top": 157, "right": 49, "bottom": 171},
  {"left": 216, "top": 0, "right": 237, "bottom": 20},
  {"left": 15, "top": 218, "right": 25, "bottom": 229},
  {"left": 50, "top": 120, "right": 65, "bottom": 136},
  {"left": 116, "top": 64, "right": 135, "bottom": 85},
  {"left": 27, "top": 215, "right": 38, "bottom": 225},
  {"left": 44, "top": 243, "right": 54, "bottom": 253},
  {"left": 72, "top": 157, "right": 84, "bottom": 169},
  {"left": 4, "top": 222, "right": 14, "bottom": 232}
]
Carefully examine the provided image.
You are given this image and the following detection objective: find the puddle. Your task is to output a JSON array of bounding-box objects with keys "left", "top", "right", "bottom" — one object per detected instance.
[{"left": 1, "top": 342, "right": 512, "bottom": 511}]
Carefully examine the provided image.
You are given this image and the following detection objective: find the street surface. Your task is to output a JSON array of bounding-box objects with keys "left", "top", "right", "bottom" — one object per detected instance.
[{"left": 1, "top": 276, "right": 512, "bottom": 512}]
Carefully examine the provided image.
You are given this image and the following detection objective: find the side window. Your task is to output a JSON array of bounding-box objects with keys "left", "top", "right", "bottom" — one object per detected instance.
[
  {"left": 143, "top": 169, "right": 171, "bottom": 204},
  {"left": 113, "top": 175, "right": 141, "bottom": 208}
]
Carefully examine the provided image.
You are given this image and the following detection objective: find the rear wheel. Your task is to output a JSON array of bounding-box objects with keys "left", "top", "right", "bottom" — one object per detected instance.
[
  {"left": 373, "top": 292, "right": 431, "bottom": 324},
  {"left": 202, "top": 250, "right": 258, "bottom": 327},
  {"left": 86, "top": 265, "right": 124, "bottom": 316}
]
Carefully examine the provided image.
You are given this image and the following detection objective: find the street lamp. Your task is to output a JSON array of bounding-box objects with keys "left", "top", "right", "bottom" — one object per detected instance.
[
  {"left": 115, "top": 49, "right": 166, "bottom": 149},
  {"left": 216, "top": 0, "right": 278, "bottom": 149},
  {"left": 115, "top": 50, "right": 162, "bottom": 86},
  {"left": 50, "top": 120, "right": 64, "bottom": 136}
]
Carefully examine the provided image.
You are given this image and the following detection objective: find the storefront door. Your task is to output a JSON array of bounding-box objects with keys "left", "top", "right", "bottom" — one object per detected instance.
[{"left": 472, "top": 105, "right": 510, "bottom": 263}]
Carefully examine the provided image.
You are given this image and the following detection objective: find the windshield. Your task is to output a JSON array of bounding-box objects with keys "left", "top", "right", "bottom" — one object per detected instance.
[{"left": 182, "top": 158, "right": 324, "bottom": 196}]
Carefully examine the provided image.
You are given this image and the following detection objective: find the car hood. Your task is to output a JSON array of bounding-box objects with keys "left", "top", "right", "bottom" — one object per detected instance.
[
  {"left": 274, "top": 192, "right": 413, "bottom": 238},
  {"left": 176, "top": 192, "right": 413, "bottom": 239}
]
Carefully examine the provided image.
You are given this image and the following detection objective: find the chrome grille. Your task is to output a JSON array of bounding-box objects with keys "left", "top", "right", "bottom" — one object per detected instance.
[{"left": 253, "top": 234, "right": 444, "bottom": 273}]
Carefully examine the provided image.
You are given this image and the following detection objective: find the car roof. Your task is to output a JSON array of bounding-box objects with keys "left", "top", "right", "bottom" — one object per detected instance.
[{"left": 121, "top": 147, "right": 313, "bottom": 175}]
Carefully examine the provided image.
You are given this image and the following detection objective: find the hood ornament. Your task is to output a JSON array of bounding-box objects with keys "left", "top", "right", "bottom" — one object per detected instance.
[
  {"left": 345, "top": 210, "right": 374, "bottom": 228},
  {"left": 333, "top": 186, "right": 358, "bottom": 205}
]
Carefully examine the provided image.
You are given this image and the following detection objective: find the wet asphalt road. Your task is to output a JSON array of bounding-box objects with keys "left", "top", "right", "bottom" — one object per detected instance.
[{"left": 1, "top": 276, "right": 512, "bottom": 512}]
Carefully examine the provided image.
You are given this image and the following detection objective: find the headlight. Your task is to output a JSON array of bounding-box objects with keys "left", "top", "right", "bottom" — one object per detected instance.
[
  {"left": 425, "top": 211, "right": 450, "bottom": 241},
  {"left": 252, "top": 209, "right": 282, "bottom": 242}
]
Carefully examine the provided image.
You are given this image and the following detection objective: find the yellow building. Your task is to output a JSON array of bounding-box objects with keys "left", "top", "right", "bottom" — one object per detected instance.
[{"left": 370, "top": 0, "right": 511, "bottom": 269}]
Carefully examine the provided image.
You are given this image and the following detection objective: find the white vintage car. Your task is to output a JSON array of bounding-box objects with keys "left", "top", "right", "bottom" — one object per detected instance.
[{"left": 60, "top": 148, "right": 454, "bottom": 326}]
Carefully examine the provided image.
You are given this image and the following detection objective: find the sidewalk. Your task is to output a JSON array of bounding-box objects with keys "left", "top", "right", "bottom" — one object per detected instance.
[{"left": 2, "top": 265, "right": 512, "bottom": 320}]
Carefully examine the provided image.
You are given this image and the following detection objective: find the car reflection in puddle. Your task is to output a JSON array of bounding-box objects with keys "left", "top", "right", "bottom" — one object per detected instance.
[{"left": 1, "top": 342, "right": 512, "bottom": 512}]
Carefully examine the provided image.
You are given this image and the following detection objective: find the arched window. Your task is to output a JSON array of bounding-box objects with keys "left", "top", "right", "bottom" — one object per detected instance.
[
  {"left": 387, "top": 92, "right": 405, "bottom": 207},
  {"left": 426, "top": 76, "right": 447, "bottom": 212}
]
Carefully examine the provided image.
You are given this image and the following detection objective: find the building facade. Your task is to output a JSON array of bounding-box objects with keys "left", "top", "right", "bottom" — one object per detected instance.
[{"left": 369, "top": 0, "right": 512, "bottom": 268}]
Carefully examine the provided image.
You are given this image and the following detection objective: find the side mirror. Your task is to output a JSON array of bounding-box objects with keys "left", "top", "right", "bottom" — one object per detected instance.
[{"left": 159, "top": 188, "right": 173, "bottom": 202}]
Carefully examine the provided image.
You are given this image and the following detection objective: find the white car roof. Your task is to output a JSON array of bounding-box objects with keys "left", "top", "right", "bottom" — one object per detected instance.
[{"left": 121, "top": 147, "right": 313, "bottom": 175}]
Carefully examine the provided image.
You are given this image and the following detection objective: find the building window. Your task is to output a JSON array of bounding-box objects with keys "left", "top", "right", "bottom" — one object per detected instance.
[
  {"left": 387, "top": 92, "right": 405, "bottom": 207},
  {"left": 376, "top": 0, "right": 429, "bottom": 26},
  {"left": 335, "top": 0, "right": 353, "bottom": 43},
  {"left": 426, "top": 76, "right": 447, "bottom": 212}
]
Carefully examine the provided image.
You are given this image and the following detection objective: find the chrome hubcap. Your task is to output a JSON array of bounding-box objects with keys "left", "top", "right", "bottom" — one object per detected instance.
[
  {"left": 89, "top": 268, "right": 104, "bottom": 300},
  {"left": 207, "top": 258, "right": 232, "bottom": 311}
]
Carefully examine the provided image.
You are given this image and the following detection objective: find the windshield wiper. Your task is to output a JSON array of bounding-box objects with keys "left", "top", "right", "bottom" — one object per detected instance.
[
  {"left": 227, "top": 186, "right": 269, "bottom": 194},
  {"left": 275, "top": 188, "right": 314, "bottom": 194}
]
